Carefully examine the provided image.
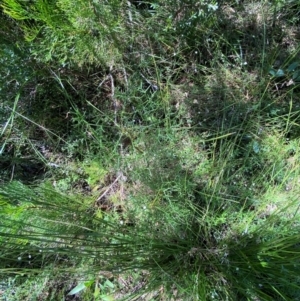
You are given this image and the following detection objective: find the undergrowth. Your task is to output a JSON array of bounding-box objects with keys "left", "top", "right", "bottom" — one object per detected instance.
[{"left": 1, "top": 0, "right": 300, "bottom": 300}]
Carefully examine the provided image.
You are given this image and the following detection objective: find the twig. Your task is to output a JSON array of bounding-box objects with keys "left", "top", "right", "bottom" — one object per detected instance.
[
  {"left": 96, "top": 173, "right": 122, "bottom": 202},
  {"left": 108, "top": 71, "right": 117, "bottom": 124},
  {"left": 6, "top": 108, "right": 67, "bottom": 143},
  {"left": 10, "top": 164, "right": 15, "bottom": 182},
  {"left": 123, "top": 67, "right": 128, "bottom": 89},
  {"left": 127, "top": 1, "right": 133, "bottom": 24},
  {"left": 97, "top": 76, "right": 109, "bottom": 88},
  {"left": 140, "top": 73, "right": 159, "bottom": 91}
]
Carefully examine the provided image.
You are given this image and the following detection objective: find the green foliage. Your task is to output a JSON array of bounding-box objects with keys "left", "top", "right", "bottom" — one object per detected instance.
[
  {"left": 1, "top": 0, "right": 124, "bottom": 66},
  {"left": 270, "top": 60, "right": 300, "bottom": 84},
  {"left": 1, "top": 0, "right": 300, "bottom": 300}
]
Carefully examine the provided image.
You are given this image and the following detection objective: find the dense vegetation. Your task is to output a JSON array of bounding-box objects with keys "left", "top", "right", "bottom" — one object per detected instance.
[{"left": 1, "top": 0, "right": 300, "bottom": 300}]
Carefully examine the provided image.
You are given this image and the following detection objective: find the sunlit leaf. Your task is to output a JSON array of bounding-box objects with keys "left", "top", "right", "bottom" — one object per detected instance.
[
  {"left": 84, "top": 280, "right": 95, "bottom": 287},
  {"left": 104, "top": 279, "right": 114, "bottom": 289},
  {"left": 275, "top": 69, "right": 285, "bottom": 77},
  {"left": 100, "top": 295, "right": 114, "bottom": 301},
  {"left": 67, "top": 283, "right": 87, "bottom": 295},
  {"left": 94, "top": 286, "right": 100, "bottom": 298}
]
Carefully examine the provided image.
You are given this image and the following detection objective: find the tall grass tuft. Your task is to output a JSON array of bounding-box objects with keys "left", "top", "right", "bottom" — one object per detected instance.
[{"left": 1, "top": 180, "right": 300, "bottom": 300}]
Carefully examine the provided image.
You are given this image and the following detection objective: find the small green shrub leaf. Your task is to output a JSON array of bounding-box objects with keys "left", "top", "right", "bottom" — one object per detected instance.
[
  {"left": 269, "top": 68, "right": 285, "bottom": 77},
  {"left": 292, "top": 70, "right": 300, "bottom": 81},
  {"left": 269, "top": 69, "right": 276, "bottom": 76},
  {"left": 275, "top": 69, "right": 285, "bottom": 77},
  {"left": 287, "top": 62, "right": 299, "bottom": 72}
]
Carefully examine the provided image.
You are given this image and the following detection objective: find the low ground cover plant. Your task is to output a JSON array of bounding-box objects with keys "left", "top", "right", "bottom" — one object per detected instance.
[{"left": 1, "top": 0, "right": 300, "bottom": 300}]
